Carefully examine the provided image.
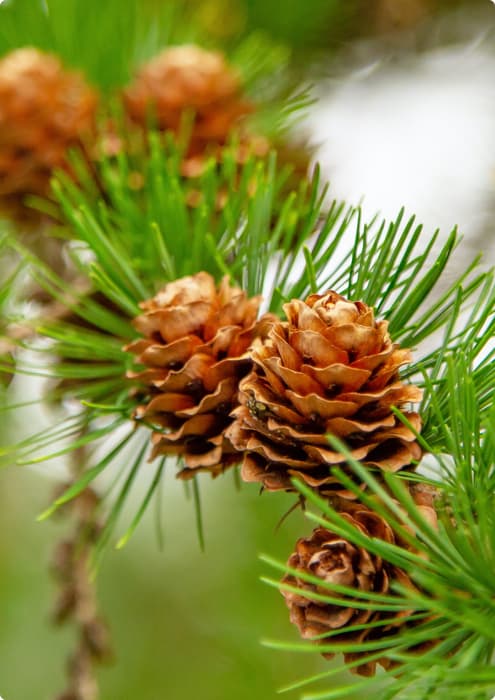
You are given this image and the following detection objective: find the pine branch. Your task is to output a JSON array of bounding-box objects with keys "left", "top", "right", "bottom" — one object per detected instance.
[
  {"left": 2, "top": 139, "right": 493, "bottom": 557},
  {"left": 262, "top": 356, "right": 495, "bottom": 699}
]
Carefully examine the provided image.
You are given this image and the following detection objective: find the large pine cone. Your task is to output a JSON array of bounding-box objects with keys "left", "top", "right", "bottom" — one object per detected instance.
[
  {"left": 227, "top": 291, "right": 422, "bottom": 497},
  {"left": 281, "top": 486, "right": 438, "bottom": 676},
  {"left": 123, "top": 45, "right": 252, "bottom": 155},
  {"left": 125, "top": 272, "right": 273, "bottom": 478},
  {"left": 0, "top": 48, "right": 98, "bottom": 223}
]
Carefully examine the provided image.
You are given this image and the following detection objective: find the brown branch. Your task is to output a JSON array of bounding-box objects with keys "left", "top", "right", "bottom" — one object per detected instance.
[{"left": 50, "top": 460, "right": 112, "bottom": 700}]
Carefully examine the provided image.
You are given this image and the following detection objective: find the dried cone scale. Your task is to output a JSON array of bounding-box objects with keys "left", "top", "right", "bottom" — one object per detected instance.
[
  {"left": 0, "top": 48, "right": 98, "bottom": 223},
  {"left": 281, "top": 485, "right": 438, "bottom": 676},
  {"left": 125, "top": 272, "right": 273, "bottom": 478},
  {"left": 227, "top": 291, "right": 423, "bottom": 497},
  {"left": 123, "top": 45, "right": 258, "bottom": 159}
]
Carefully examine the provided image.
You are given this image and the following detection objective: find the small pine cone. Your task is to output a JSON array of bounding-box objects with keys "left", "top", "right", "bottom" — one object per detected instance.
[
  {"left": 281, "top": 491, "right": 438, "bottom": 676},
  {"left": 227, "top": 290, "right": 422, "bottom": 497},
  {"left": 0, "top": 48, "right": 98, "bottom": 224},
  {"left": 125, "top": 272, "right": 274, "bottom": 478},
  {"left": 123, "top": 45, "right": 251, "bottom": 154}
]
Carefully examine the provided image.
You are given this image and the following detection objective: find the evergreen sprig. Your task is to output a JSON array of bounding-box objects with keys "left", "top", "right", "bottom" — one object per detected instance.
[
  {"left": 1, "top": 138, "right": 493, "bottom": 555},
  {"left": 0, "top": 0, "right": 176, "bottom": 90},
  {"left": 262, "top": 350, "right": 495, "bottom": 700},
  {"left": 3, "top": 2, "right": 492, "bottom": 697}
]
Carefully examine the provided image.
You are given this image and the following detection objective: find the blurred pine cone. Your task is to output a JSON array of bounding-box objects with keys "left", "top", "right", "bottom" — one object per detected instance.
[
  {"left": 122, "top": 44, "right": 310, "bottom": 204},
  {"left": 227, "top": 290, "right": 422, "bottom": 497},
  {"left": 0, "top": 48, "right": 98, "bottom": 224},
  {"left": 372, "top": 0, "right": 431, "bottom": 33},
  {"left": 125, "top": 272, "right": 274, "bottom": 478},
  {"left": 123, "top": 45, "right": 253, "bottom": 156},
  {"left": 281, "top": 486, "right": 438, "bottom": 676}
]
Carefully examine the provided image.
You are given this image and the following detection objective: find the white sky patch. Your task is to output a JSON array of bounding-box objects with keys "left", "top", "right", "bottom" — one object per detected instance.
[{"left": 306, "top": 40, "right": 495, "bottom": 267}]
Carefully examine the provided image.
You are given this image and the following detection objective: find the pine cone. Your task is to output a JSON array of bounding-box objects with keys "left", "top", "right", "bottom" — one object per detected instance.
[
  {"left": 281, "top": 488, "right": 438, "bottom": 676},
  {"left": 123, "top": 45, "right": 251, "bottom": 155},
  {"left": 125, "top": 272, "right": 273, "bottom": 478},
  {"left": 227, "top": 291, "right": 422, "bottom": 497},
  {"left": 0, "top": 48, "right": 98, "bottom": 224},
  {"left": 372, "top": 0, "right": 430, "bottom": 33},
  {"left": 121, "top": 44, "right": 311, "bottom": 205}
]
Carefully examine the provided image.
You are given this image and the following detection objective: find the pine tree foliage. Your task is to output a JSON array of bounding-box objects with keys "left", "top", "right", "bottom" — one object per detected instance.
[
  {"left": 1, "top": 140, "right": 492, "bottom": 553},
  {"left": 1, "top": 1, "right": 494, "bottom": 697},
  {"left": 257, "top": 258, "right": 494, "bottom": 699},
  {"left": 0, "top": 0, "right": 299, "bottom": 127},
  {"left": 262, "top": 349, "right": 495, "bottom": 700}
]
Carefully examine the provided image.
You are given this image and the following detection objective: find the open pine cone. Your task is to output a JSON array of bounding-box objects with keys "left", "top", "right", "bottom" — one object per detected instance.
[
  {"left": 281, "top": 486, "right": 438, "bottom": 676},
  {"left": 123, "top": 45, "right": 253, "bottom": 157},
  {"left": 125, "top": 272, "right": 273, "bottom": 478},
  {"left": 227, "top": 291, "right": 422, "bottom": 497},
  {"left": 0, "top": 48, "right": 98, "bottom": 224}
]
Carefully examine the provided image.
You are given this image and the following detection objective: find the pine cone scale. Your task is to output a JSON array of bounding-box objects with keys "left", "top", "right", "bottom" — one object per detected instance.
[
  {"left": 152, "top": 413, "right": 219, "bottom": 440},
  {"left": 201, "top": 357, "right": 253, "bottom": 391},
  {"left": 176, "top": 376, "right": 239, "bottom": 416},
  {"left": 289, "top": 329, "right": 349, "bottom": 365},
  {"left": 263, "top": 418, "right": 332, "bottom": 445},
  {"left": 339, "top": 383, "right": 423, "bottom": 408},
  {"left": 265, "top": 356, "right": 322, "bottom": 395},
  {"left": 304, "top": 363, "right": 371, "bottom": 392},
  {"left": 144, "top": 392, "right": 196, "bottom": 413},
  {"left": 128, "top": 335, "right": 203, "bottom": 367},
  {"left": 134, "top": 302, "right": 213, "bottom": 342},
  {"left": 365, "top": 441, "right": 422, "bottom": 471},
  {"left": 322, "top": 414, "right": 397, "bottom": 435},
  {"left": 285, "top": 391, "right": 360, "bottom": 419},
  {"left": 154, "top": 354, "right": 215, "bottom": 392},
  {"left": 235, "top": 381, "right": 305, "bottom": 423}
]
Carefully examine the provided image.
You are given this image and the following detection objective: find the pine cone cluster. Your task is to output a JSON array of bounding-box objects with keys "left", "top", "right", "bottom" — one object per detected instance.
[
  {"left": 0, "top": 48, "right": 98, "bottom": 223},
  {"left": 0, "top": 28, "right": 439, "bottom": 696},
  {"left": 125, "top": 276, "right": 433, "bottom": 679},
  {"left": 123, "top": 45, "right": 253, "bottom": 158},
  {"left": 126, "top": 283, "right": 422, "bottom": 487},
  {"left": 281, "top": 485, "right": 438, "bottom": 676},
  {"left": 227, "top": 291, "right": 422, "bottom": 497},
  {"left": 125, "top": 272, "right": 273, "bottom": 478}
]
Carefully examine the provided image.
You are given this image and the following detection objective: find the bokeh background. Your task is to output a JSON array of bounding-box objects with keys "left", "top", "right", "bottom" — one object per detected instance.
[{"left": 1, "top": 0, "right": 495, "bottom": 698}]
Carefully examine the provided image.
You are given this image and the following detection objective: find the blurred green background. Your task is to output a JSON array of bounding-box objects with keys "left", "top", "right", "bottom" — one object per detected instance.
[{"left": 0, "top": 464, "right": 341, "bottom": 700}]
